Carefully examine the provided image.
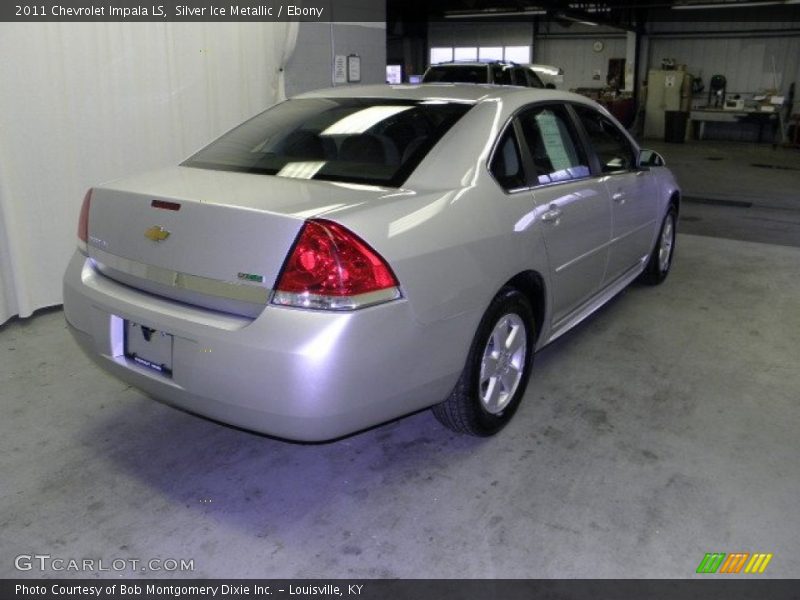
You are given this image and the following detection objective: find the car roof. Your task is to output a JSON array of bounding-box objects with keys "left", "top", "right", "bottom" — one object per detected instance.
[
  {"left": 525, "top": 63, "right": 564, "bottom": 74},
  {"left": 428, "top": 61, "right": 513, "bottom": 67},
  {"left": 294, "top": 83, "right": 584, "bottom": 105}
]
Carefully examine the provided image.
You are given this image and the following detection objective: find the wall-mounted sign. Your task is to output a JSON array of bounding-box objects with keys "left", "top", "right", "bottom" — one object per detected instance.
[
  {"left": 347, "top": 54, "right": 361, "bottom": 83},
  {"left": 386, "top": 65, "right": 402, "bottom": 85},
  {"left": 333, "top": 55, "right": 347, "bottom": 84}
]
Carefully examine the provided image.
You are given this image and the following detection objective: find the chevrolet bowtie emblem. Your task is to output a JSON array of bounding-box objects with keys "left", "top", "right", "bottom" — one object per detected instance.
[{"left": 144, "top": 226, "right": 171, "bottom": 242}]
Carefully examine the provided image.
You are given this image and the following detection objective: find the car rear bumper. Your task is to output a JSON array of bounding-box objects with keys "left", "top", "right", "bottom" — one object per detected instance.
[{"left": 63, "top": 252, "right": 466, "bottom": 441}]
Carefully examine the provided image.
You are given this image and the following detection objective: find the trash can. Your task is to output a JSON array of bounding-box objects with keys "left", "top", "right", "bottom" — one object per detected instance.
[{"left": 664, "top": 111, "right": 689, "bottom": 143}]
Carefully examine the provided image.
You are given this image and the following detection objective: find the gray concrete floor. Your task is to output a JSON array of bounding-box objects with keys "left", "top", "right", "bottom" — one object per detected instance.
[
  {"left": 649, "top": 140, "right": 800, "bottom": 248},
  {"left": 2, "top": 141, "right": 799, "bottom": 580}
]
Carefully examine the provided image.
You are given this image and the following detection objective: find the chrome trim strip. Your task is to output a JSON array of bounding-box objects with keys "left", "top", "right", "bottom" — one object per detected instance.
[
  {"left": 554, "top": 239, "right": 611, "bottom": 274},
  {"left": 611, "top": 219, "right": 657, "bottom": 245},
  {"left": 89, "top": 247, "right": 270, "bottom": 305},
  {"left": 547, "top": 257, "right": 647, "bottom": 345},
  {"left": 271, "top": 287, "right": 402, "bottom": 311}
]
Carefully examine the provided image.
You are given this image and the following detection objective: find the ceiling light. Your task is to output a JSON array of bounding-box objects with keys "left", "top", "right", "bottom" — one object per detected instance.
[
  {"left": 672, "top": 1, "right": 784, "bottom": 8},
  {"left": 558, "top": 14, "right": 599, "bottom": 25},
  {"left": 321, "top": 106, "right": 413, "bottom": 135},
  {"left": 277, "top": 161, "right": 325, "bottom": 180},
  {"left": 444, "top": 8, "right": 547, "bottom": 18},
  {"left": 568, "top": 3, "right": 611, "bottom": 12}
]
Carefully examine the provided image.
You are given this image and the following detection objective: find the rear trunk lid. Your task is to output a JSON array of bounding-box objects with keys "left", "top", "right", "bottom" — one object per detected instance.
[{"left": 86, "top": 166, "right": 388, "bottom": 317}]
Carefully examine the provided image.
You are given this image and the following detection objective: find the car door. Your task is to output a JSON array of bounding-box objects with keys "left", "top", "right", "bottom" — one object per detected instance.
[
  {"left": 572, "top": 104, "right": 659, "bottom": 285},
  {"left": 513, "top": 104, "right": 613, "bottom": 324}
]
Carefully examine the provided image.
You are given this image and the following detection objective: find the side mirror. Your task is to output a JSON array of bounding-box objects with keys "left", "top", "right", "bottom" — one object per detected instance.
[{"left": 638, "top": 149, "right": 665, "bottom": 168}]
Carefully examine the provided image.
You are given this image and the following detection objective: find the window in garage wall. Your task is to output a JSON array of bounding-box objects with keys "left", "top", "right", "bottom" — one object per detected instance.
[
  {"left": 430, "top": 47, "right": 454, "bottom": 65},
  {"left": 504, "top": 46, "right": 532, "bottom": 63},
  {"left": 430, "top": 45, "right": 531, "bottom": 64},
  {"left": 453, "top": 47, "right": 478, "bottom": 61},
  {"left": 479, "top": 47, "right": 503, "bottom": 61},
  {"left": 427, "top": 21, "right": 534, "bottom": 66}
]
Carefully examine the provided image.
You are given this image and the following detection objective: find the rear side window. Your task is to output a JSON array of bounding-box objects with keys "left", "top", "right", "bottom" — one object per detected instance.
[
  {"left": 517, "top": 105, "right": 591, "bottom": 185},
  {"left": 423, "top": 65, "right": 488, "bottom": 84},
  {"left": 572, "top": 105, "right": 636, "bottom": 173},
  {"left": 490, "top": 127, "right": 525, "bottom": 190},
  {"left": 183, "top": 98, "right": 472, "bottom": 187}
]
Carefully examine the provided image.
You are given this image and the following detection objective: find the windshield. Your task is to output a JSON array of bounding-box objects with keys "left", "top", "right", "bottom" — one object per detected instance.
[{"left": 183, "top": 98, "right": 472, "bottom": 187}]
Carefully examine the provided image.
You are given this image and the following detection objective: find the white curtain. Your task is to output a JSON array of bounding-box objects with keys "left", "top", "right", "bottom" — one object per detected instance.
[{"left": 0, "top": 22, "right": 298, "bottom": 325}]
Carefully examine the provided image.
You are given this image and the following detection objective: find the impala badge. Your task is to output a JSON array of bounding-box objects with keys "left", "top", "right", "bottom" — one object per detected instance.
[{"left": 144, "top": 226, "right": 171, "bottom": 242}]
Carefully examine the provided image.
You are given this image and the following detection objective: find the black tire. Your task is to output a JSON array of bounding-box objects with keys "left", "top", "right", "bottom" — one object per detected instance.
[
  {"left": 433, "top": 287, "right": 535, "bottom": 436},
  {"left": 639, "top": 205, "right": 677, "bottom": 286}
]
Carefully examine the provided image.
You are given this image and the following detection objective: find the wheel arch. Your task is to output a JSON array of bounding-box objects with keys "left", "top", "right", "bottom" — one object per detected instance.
[
  {"left": 670, "top": 190, "right": 681, "bottom": 215},
  {"left": 503, "top": 270, "right": 546, "bottom": 344}
]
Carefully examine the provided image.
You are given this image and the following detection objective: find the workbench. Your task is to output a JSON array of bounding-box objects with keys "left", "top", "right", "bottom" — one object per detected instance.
[{"left": 690, "top": 108, "right": 778, "bottom": 143}]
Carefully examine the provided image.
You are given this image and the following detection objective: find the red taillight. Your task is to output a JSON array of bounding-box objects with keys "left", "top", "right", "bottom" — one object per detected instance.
[
  {"left": 273, "top": 219, "right": 400, "bottom": 310},
  {"left": 77, "top": 188, "right": 92, "bottom": 253}
]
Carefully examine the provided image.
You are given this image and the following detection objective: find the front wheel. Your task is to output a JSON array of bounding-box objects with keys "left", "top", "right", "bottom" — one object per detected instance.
[
  {"left": 639, "top": 206, "right": 677, "bottom": 285},
  {"left": 433, "top": 287, "right": 535, "bottom": 436}
]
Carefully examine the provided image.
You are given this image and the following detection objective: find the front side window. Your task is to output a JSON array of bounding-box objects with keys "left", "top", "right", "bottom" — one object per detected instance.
[
  {"left": 511, "top": 68, "right": 529, "bottom": 87},
  {"left": 573, "top": 105, "right": 636, "bottom": 173},
  {"left": 511, "top": 68, "right": 543, "bottom": 88},
  {"left": 517, "top": 104, "right": 591, "bottom": 185},
  {"left": 183, "top": 98, "right": 472, "bottom": 187},
  {"left": 492, "top": 66, "right": 514, "bottom": 85},
  {"left": 527, "top": 71, "right": 545, "bottom": 89}
]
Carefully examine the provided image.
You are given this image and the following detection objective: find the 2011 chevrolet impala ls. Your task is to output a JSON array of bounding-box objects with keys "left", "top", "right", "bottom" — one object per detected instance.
[{"left": 63, "top": 84, "right": 679, "bottom": 441}]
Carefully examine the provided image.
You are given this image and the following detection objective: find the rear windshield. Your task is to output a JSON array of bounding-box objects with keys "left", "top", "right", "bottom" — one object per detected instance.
[
  {"left": 423, "top": 65, "right": 489, "bottom": 84},
  {"left": 183, "top": 98, "right": 472, "bottom": 187}
]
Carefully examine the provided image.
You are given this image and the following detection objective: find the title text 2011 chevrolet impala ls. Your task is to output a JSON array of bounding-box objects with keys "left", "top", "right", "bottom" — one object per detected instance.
[{"left": 63, "top": 84, "right": 679, "bottom": 441}]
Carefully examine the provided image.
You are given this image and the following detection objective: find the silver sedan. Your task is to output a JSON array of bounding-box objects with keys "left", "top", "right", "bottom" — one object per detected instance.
[{"left": 63, "top": 84, "right": 679, "bottom": 441}]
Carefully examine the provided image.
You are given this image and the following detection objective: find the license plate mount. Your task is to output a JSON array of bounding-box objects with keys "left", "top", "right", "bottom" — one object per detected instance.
[{"left": 124, "top": 321, "right": 173, "bottom": 376}]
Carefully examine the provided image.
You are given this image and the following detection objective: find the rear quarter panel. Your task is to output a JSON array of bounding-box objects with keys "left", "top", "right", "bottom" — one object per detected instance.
[{"left": 328, "top": 100, "right": 552, "bottom": 378}]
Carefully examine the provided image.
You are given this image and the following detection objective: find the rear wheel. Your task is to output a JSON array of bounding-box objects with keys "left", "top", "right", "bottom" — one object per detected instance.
[
  {"left": 433, "top": 287, "right": 534, "bottom": 436},
  {"left": 639, "top": 206, "right": 677, "bottom": 285}
]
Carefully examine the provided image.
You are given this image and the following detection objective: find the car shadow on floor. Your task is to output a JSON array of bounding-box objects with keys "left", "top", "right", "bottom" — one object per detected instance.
[
  {"left": 75, "top": 385, "right": 489, "bottom": 537},
  {"left": 72, "top": 279, "right": 650, "bottom": 543}
]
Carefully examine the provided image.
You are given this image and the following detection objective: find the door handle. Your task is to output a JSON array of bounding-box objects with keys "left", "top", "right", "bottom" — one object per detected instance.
[
  {"left": 541, "top": 207, "right": 563, "bottom": 223},
  {"left": 612, "top": 191, "right": 626, "bottom": 204}
]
